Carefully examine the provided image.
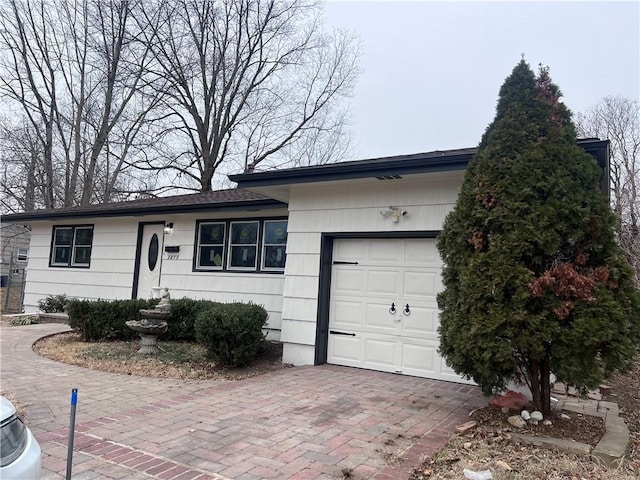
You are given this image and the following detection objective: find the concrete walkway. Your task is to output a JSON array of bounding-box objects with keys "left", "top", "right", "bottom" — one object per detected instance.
[{"left": 1, "top": 324, "right": 485, "bottom": 480}]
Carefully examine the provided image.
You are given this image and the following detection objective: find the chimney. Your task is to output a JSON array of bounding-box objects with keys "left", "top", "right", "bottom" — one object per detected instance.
[{"left": 245, "top": 162, "right": 256, "bottom": 173}]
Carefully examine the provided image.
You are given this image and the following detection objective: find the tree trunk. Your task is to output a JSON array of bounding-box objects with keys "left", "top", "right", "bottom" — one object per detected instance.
[
  {"left": 528, "top": 358, "right": 542, "bottom": 412},
  {"left": 540, "top": 358, "right": 552, "bottom": 415}
]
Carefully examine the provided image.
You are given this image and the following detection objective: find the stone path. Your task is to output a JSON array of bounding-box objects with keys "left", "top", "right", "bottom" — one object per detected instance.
[{"left": 1, "top": 324, "right": 485, "bottom": 479}]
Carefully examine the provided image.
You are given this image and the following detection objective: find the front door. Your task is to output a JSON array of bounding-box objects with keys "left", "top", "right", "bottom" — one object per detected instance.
[{"left": 134, "top": 223, "right": 164, "bottom": 299}]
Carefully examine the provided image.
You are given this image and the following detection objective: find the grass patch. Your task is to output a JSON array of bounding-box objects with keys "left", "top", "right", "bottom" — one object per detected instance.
[{"left": 34, "top": 332, "right": 288, "bottom": 381}]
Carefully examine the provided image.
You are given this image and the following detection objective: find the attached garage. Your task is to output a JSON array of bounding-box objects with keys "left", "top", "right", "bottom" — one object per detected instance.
[
  {"left": 229, "top": 139, "right": 608, "bottom": 381},
  {"left": 327, "top": 237, "right": 470, "bottom": 383}
]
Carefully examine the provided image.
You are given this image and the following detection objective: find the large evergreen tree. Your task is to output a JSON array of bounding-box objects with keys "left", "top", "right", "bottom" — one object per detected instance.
[{"left": 437, "top": 60, "right": 640, "bottom": 414}]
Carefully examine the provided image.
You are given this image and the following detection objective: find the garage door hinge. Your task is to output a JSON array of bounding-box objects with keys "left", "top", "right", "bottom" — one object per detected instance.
[
  {"left": 332, "top": 261, "right": 359, "bottom": 265},
  {"left": 329, "top": 330, "right": 356, "bottom": 336}
]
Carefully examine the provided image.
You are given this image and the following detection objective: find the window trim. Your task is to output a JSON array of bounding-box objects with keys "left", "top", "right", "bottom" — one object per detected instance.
[
  {"left": 49, "top": 224, "right": 94, "bottom": 268},
  {"left": 193, "top": 217, "right": 287, "bottom": 273}
]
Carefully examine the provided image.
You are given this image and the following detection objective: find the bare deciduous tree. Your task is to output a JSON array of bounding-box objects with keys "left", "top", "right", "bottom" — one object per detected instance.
[
  {"left": 0, "top": 0, "right": 359, "bottom": 211},
  {"left": 0, "top": 0, "right": 160, "bottom": 209},
  {"left": 0, "top": 118, "right": 45, "bottom": 212},
  {"left": 576, "top": 95, "right": 640, "bottom": 285},
  {"left": 137, "top": 0, "right": 359, "bottom": 191}
]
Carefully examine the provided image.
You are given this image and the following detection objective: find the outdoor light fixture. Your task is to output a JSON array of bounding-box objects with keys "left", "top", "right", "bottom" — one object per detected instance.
[
  {"left": 379, "top": 206, "right": 408, "bottom": 223},
  {"left": 163, "top": 222, "right": 174, "bottom": 235}
]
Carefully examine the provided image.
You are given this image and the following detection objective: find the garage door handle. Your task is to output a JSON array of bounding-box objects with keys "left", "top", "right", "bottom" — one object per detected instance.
[
  {"left": 329, "top": 330, "right": 356, "bottom": 336},
  {"left": 333, "top": 261, "right": 359, "bottom": 265}
]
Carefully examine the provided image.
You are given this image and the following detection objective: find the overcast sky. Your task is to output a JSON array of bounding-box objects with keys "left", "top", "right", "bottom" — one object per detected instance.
[{"left": 323, "top": 1, "right": 640, "bottom": 160}]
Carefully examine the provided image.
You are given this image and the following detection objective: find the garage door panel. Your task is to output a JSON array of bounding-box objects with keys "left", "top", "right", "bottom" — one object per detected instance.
[
  {"left": 404, "top": 239, "right": 440, "bottom": 266},
  {"left": 334, "top": 239, "right": 366, "bottom": 262},
  {"left": 403, "top": 271, "right": 439, "bottom": 298},
  {"left": 401, "top": 306, "right": 438, "bottom": 337},
  {"left": 333, "top": 268, "right": 365, "bottom": 294},
  {"left": 331, "top": 299, "right": 362, "bottom": 327},
  {"left": 328, "top": 335, "right": 361, "bottom": 365},
  {"left": 363, "top": 337, "right": 398, "bottom": 370},
  {"left": 364, "top": 303, "right": 398, "bottom": 332},
  {"left": 369, "top": 239, "right": 404, "bottom": 263},
  {"left": 367, "top": 269, "right": 401, "bottom": 296},
  {"left": 401, "top": 340, "right": 437, "bottom": 376}
]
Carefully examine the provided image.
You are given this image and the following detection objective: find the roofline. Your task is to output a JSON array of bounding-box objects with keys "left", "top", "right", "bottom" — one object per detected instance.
[
  {"left": 1, "top": 198, "right": 287, "bottom": 223},
  {"left": 2, "top": 139, "right": 609, "bottom": 224},
  {"left": 230, "top": 150, "right": 474, "bottom": 187},
  {"left": 231, "top": 139, "right": 610, "bottom": 188}
]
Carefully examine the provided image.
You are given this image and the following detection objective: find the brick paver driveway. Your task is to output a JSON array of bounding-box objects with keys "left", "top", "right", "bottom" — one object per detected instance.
[{"left": 1, "top": 323, "right": 485, "bottom": 480}]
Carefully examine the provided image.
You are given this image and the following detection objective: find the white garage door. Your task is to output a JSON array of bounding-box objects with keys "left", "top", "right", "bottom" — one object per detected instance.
[{"left": 328, "top": 238, "right": 471, "bottom": 383}]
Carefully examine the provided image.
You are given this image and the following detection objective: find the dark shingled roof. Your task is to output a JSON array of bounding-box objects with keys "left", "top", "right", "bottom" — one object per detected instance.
[{"left": 2, "top": 188, "right": 286, "bottom": 222}]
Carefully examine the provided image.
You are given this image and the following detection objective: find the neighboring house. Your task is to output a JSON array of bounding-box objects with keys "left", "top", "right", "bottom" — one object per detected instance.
[
  {"left": 0, "top": 223, "right": 31, "bottom": 312},
  {"left": 1, "top": 139, "right": 609, "bottom": 383}
]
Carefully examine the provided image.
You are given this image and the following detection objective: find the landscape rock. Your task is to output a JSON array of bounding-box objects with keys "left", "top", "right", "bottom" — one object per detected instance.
[
  {"left": 495, "top": 460, "right": 512, "bottom": 471},
  {"left": 530, "top": 410, "right": 543, "bottom": 421},
  {"left": 542, "top": 419, "right": 552, "bottom": 426},
  {"left": 520, "top": 409, "right": 531, "bottom": 420},
  {"left": 560, "top": 413, "right": 571, "bottom": 420},
  {"left": 528, "top": 419, "right": 539, "bottom": 426},
  {"left": 456, "top": 420, "right": 478, "bottom": 434},
  {"left": 507, "top": 415, "right": 527, "bottom": 428},
  {"left": 598, "top": 384, "right": 611, "bottom": 395}
]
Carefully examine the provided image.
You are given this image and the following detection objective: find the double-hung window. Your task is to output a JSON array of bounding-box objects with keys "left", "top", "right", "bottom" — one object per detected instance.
[
  {"left": 196, "top": 222, "right": 226, "bottom": 269},
  {"left": 50, "top": 225, "right": 93, "bottom": 267},
  {"left": 228, "top": 221, "right": 259, "bottom": 270},
  {"left": 261, "top": 220, "right": 287, "bottom": 271}
]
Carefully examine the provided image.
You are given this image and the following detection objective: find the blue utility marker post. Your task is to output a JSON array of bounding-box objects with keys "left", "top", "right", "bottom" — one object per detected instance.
[{"left": 66, "top": 388, "right": 78, "bottom": 480}]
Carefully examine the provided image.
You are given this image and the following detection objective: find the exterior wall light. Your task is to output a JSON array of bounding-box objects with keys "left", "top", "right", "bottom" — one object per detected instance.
[
  {"left": 163, "top": 223, "right": 174, "bottom": 235},
  {"left": 379, "top": 207, "right": 408, "bottom": 223}
]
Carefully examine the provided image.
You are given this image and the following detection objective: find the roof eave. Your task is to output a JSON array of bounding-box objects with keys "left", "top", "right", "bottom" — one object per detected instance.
[
  {"left": 232, "top": 139, "right": 610, "bottom": 190},
  {"left": 2, "top": 198, "right": 287, "bottom": 223},
  {"left": 230, "top": 152, "right": 473, "bottom": 188}
]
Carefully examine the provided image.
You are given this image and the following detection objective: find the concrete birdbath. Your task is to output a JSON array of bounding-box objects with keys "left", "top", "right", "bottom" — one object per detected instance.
[{"left": 126, "top": 288, "right": 171, "bottom": 355}]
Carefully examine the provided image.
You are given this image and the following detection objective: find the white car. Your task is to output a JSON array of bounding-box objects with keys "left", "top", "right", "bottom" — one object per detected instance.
[{"left": 1, "top": 396, "right": 41, "bottom": 479}]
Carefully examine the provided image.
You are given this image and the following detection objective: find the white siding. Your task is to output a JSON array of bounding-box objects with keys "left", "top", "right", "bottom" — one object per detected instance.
[
  {"left": 280, "top": 171, "right": 464, "bottom": 365},
  {"left": 23, "top": 209, "right": 287, "bottom": 339}
]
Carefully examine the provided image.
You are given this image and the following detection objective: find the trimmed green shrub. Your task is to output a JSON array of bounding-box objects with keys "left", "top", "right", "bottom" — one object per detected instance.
[
  {"left": 38, "top": 294, "right": 69, "bottom": 313},
  {"left": 67, "top": 298, "right": 158, "bottom": 341},
  {"left": 166, "top": 298, "right": 215, "bottom": 340},
  {"left": 195, "top": 302, "right": 268, "bottom": 367}
]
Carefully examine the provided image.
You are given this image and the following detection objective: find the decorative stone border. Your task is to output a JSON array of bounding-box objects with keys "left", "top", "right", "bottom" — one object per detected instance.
[{"left": 509, "top": 399, "right": 629, "bottom": 467}]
